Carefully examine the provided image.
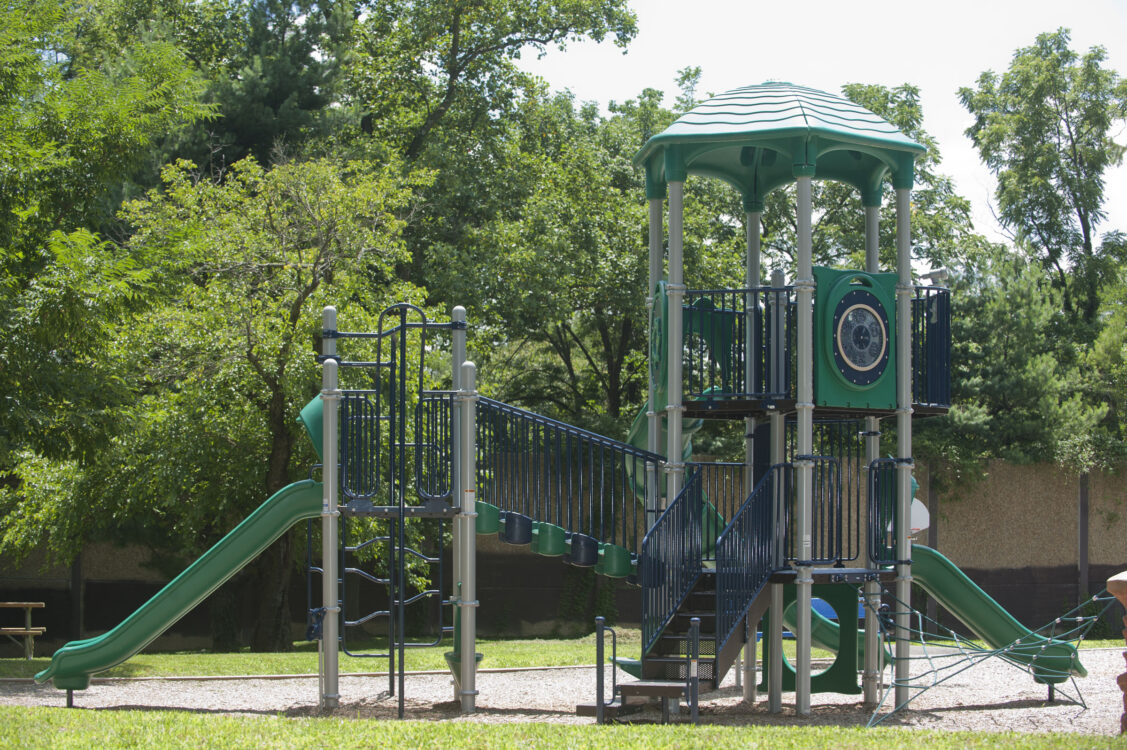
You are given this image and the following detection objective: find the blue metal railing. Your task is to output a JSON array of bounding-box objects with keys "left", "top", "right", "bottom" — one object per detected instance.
[
  {"left": 416, "top": 392, "right": 453, "bottom": 501},
  {"left": 780, "top": 455, "right": 846, "bottom": 565},
  {"left": 641, "top": 470, "right": 704, "bottom": 655},
  {"left": 912, "top": 285, "right": 951, "bottom": 408},
  {"left": 715, "top": 463, "right": 791, "bottom": 652},
  {"left": 867, "top": 458, "right": 899, "bottom": 565},
  {"left": 785, "top": 420, "right": 862, "bottom": 564},
  {"left": 340, "top": 391, "right": 385, "bottom": 503},
  {"left": 683, "top": 287, "right": 794, "bottom": 401},
  {"left": 686, "top": 461, "right": 745, "bottom": 560},
  {"left": 475, "top": 397, "right": 662, "bottom": 551}
]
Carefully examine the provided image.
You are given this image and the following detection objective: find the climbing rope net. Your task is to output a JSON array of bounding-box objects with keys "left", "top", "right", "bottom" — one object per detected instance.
[{"left": 862, "top": 585, "right": 1118, "bottom": 727}]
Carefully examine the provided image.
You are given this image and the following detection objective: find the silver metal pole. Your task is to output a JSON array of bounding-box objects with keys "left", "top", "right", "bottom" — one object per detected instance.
[
  {"left": 768, "top": 284, "right": 785, "bottom": 713},
  {"left": 745, "top": 209, "right": 762, "bottom": 488},
  {"left": 458, "top": 361, "right": 479, "bottom": 713},
  {"left": 768, "top": 582, "right": 784, "bottom": 713},
  {"left": 863, "top": 204, "right": 882, "bottom": 705},
  {"left": 741, "top": 207, "right": 762, "bottom": 698},
  {"left": 666, "top": 181, "right": 686, "bottom": 503},
  {"left": 742, "top": 615, "right": 757, "bottom": 702},
  {"left": 320, "top": 306, "right": 340, "bottom": 710},
  {"left": 648, "top": 197, "right": 664, "bottom": 517},
  {"left": 865, "top": 204, "right": 880, "bottom": 273},
  {"left": 794, "top": 174, "right": 815, "bottom": 717},
  {"left": 450, "top": 307, "right": 466, "bottom": 704},
  {"left": 894, "top": 187, "right": 914, "bottom": 707}
]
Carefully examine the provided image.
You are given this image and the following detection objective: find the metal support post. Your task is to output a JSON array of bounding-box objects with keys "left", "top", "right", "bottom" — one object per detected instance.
[
  {"left": 894, "top": 186, "right": 914, "bottom": 707},
  {"left": 458, "top": 361, "right": 479, "bottom": 713},
  {"left": 768, "top": 319, "right": 785, "bottom": 714},
  {"left": 647, "top": 197, "right": 664, "bottom": 517},
  {"left": 768, "top": 583, "right": 783, "bottom": 713},
  {"left": 666, "top": 181, "right": 685, "bottom": 502},
  {"left": 794, "top": 173, "right": 815, "bottom": 716},
  {"left": 595, "top": 616, "right": 606, "bottom": 724},
  {"left": 740, "top": 206, "right": 762, "bottom": 700},
  {"left": 865, "top": 204, "right": 880, "bottom": 272},
  {"left": 450, "top": 306, "right": 466, "bottom": 703},
  {"left": 320, "top": 306, "right": 341, "bottom": 710},
  {"left": 863, "top": 202, "right": 882, "bottom": 705},
  {"left": 742, "top": 615, "right": 757, "bottom": 702},
  {"left": 689, "top": 616, "right": 700, "bottom": 724}
]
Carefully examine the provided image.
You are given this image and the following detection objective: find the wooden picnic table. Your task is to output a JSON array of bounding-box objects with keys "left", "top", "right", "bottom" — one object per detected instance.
[{"left": 1, "top": 602, "right": 45, "bottom": 659}]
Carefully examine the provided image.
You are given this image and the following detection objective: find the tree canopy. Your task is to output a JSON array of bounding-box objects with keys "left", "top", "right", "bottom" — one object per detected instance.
[
  {"left": 2, "top": 5, "right": 1126, "bottom": 649},
  {"left": 960, "top": 28, "right": 1127, "bottom": 326}
]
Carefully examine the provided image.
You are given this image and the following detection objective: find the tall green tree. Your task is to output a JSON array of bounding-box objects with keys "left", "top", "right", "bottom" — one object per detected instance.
[
  {"left": 0, "top": 155, "right": 426, "bottom": 649},
  {"left": 349, "top": 0, "right": 636, "bottom": 162},
  {"left": 960, "top": 28, "right": 1127, "bottom": 326},
  {"left": 0, "top": 0, "right": 210, "bottom": 470},
  {"left": 761, "top": 83, "right": 984, "bottom": 275},
  {"left": 915, "top": 247, "right": 1106, "bottom": 478}
]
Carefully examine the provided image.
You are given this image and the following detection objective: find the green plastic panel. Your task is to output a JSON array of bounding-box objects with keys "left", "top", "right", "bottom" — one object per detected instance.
[
  {"left": 530, "top": 522, "right": 567, "bottom": 557},
  {"left": 297, "top": 395, "right": 324, "bottom": 461},
  {"left": 475, "top": 501, "right": 501, "bottom": 535},
  {"left": 595, "top": 543, "right": 634, "bottom": 579},
  {"left": 813, "top": 267, "right": 898, "bottom": 409},
  {"left": 758, "top": 583, "right": 863, "bottom": 695}
]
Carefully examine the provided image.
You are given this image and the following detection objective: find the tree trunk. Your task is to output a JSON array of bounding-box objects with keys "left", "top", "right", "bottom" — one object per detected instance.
[
  {"left": 210, "top": 578, "right": 243, "bottom": 652},
  {"left": 249, "top": 533, "right": 296, "bottom": 651},
  {"left": 249, "top": 387, "right": 298, "bottom": 652}
]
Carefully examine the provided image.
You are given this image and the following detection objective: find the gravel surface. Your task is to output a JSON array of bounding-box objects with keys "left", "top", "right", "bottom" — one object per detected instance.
[{"left": 2, "top": 648, "right": 1124, "bottom": 736}]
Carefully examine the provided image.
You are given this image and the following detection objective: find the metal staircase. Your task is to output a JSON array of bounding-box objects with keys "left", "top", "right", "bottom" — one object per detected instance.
[{"left": 638, "top": 464, "right": 791, "bottom": 690}]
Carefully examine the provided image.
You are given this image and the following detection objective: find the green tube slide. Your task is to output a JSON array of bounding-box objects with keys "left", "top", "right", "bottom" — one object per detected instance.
[
  {"left": 35, "top": 479, "right": 324, "bottom": 690},
  {"left": 911, "top": 544, "right": 1085, "bottom": 684}
]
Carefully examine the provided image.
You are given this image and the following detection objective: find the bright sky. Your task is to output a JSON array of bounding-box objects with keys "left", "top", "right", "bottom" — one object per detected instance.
[{"left": 519, "top": 0, "right": 1127, "bottom": 248}]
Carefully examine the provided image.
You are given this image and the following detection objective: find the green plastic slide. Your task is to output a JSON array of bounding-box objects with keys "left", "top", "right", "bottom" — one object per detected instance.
[
  {"left": 35, "top": 479, "right": 324, "bottom": 690},
  {"left": 772, "top": 548, "right": 1086, "bottom": 685},
  {"left": 911, "top": 544, "right": 1085, "bottom": 684}
]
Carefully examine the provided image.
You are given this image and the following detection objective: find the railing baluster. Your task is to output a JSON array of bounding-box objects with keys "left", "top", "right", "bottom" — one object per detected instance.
[
  {"left": 472, "top": 398, "right": 663, "bottom": 556},
  {"left": 682, "top": 286, "right": 795, "bottom": 401},
  {"left": 715, "top": 463, "right": 791, "bottom": 653}
]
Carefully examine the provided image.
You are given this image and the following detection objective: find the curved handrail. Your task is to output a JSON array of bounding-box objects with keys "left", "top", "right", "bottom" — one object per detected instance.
[
  {"left": 640, "top": 470, "right": 703, "bottom": 654},
  {"left": 715, "top": 464, "right": 791, "bottom": 651}
]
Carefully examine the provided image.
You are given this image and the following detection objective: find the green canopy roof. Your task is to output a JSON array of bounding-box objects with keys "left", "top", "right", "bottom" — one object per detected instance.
[{"left": 636, "top": 82, "right": 925, "bottom": 207}]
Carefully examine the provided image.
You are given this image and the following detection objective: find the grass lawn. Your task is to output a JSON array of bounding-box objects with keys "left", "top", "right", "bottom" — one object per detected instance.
[
  {"left": 0, "top": 706, "right": 1106, "bottom": 749},
  {"left": 1, "top": 631, "right": 1116, "bottom": 680}
]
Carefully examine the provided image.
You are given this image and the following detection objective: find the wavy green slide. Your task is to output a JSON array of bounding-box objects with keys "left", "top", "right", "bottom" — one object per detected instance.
[
  {"left": 774, "top": 546, "right": 1085, "bottom": 686},
  {"left": 912, "top": 544, "right": 1085, "bottom": 684},
  {"left": 35, "top": 479, "right": 324, "bottom": 690}
]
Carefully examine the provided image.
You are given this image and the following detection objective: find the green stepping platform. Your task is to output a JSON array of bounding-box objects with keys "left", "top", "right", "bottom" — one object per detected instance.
[
  {"left": 475, "top": 501, "right": 501, "bottom": 534},
  {"left": 530, "top": 522, "right": 567, "bottom": 557},
  {"left": 595, "top": 543, "right": 634, "bottom": 578}
]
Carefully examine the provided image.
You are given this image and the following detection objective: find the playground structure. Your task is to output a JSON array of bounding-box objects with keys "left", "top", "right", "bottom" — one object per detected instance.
[{"left": 32, "top": 82, "right": 1101, "bottom": 720}]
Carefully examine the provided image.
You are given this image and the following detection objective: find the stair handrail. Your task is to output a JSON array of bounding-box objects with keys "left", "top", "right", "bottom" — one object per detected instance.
[
  {"left": 715, "top": 463, "right": 793, "bottom": 653},
  {"left": 475, "top": 397, "right": 664, "bottom": 552},
  {"left": 640, "top": 469, "right": 704, "bottom": 655},
  {"left": 867, "top": 457, "right": 900, "bottom": 565}
]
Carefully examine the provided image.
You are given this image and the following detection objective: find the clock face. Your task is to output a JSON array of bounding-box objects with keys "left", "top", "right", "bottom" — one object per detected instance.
[{"left": 832, "top": 290, "right": 888, "bottom": 386}]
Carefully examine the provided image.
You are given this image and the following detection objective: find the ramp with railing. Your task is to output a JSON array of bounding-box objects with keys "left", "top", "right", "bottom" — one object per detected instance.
[{"left": 473, "top": 397, "right": 663, "bottom": 577}]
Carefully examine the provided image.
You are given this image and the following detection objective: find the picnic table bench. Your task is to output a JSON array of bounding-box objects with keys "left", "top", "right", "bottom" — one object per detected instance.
[{"left": 1, "top": 602, "right": 45, "bottom": 659}]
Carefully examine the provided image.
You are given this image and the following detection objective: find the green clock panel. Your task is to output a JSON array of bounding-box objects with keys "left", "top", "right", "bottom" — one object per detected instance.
[{"left": 813, "top": 267, "right": 898, "bottom": 409}]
